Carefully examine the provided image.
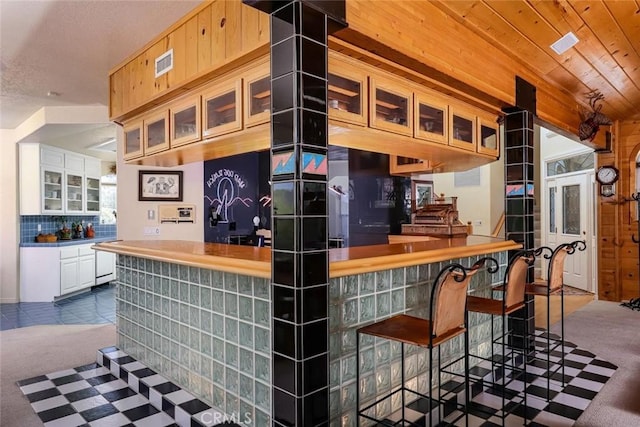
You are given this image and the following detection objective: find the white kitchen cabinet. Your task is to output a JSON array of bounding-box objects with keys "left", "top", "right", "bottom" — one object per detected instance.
[
  {"left": 19, "top": 143, "right": 103, "bottom": 215},
  {"left": 20, "top": 244, "right": 97, "bottom": 302}
]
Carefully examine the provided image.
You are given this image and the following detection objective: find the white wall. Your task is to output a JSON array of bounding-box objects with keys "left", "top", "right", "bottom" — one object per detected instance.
[
  {"left": 1, "top": 129, "right": 19, "bottom": 303},
  {"left": 420, "top": 158, "right": 505, "bottom": 237},
  {"left": 116, "top": 128, "right": 204, "bottom": 241}
]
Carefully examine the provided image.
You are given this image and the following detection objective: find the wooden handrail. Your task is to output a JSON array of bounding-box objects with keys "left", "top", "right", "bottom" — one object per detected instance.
[{"left": 491, "top": 212, "right": 505, "bottom": 238}]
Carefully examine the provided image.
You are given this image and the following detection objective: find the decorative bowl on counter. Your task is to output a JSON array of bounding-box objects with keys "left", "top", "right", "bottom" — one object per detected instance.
[{"left": 36, "top": 233, "right": 58, "bottom": 243}]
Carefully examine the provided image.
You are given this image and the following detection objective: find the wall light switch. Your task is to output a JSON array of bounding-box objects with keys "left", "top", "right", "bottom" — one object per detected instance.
[
  {"left": 37, "top": 224, "right": 42, "bottom": 232},
  {"left": 148, "top": 209, "right": 155, "bottom": 220}
]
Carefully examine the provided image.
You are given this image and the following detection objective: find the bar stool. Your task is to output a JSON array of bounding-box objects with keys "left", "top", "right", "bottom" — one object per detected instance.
[
  {"left": 526, "top": 240, "right": 586, "bottom": 401},
  {"left": 465, "top": 251, "right": 534, "bottom": 426},
  {"left": 355, "top": 258, "right": 490, "bottom": 427}
]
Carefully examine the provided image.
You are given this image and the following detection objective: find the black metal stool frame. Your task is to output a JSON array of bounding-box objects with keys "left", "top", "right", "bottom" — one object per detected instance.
[
  {"left": 355, "top": 258, "right": 494, "bottom": 427},
  {"left": 527, "top": 240, "right": 586, "bottom": 401}
]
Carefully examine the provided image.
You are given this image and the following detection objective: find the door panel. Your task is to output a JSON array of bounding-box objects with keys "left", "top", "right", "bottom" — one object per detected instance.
[{"left": 545, "top": 174, "right": 590, "bottom": 291}]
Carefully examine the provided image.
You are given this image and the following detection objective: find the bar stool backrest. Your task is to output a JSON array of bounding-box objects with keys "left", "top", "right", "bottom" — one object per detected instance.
[
  {"left": 504, "top": 255, "right": 533, "bottom": 309},
  {"left": 548, "top": 247, "right": 569, "bottom": 293},
  {"left": 431, "top": 264, "right": 480, "bottom": 338}
]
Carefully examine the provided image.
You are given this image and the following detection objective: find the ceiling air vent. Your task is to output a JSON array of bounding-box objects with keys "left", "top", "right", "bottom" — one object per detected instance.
[
  {"left": 550, "top": 32, "right": 579, "bottom": 55},
  {"left": 155, "top": 49, "right": 173, "bottom": 78}
]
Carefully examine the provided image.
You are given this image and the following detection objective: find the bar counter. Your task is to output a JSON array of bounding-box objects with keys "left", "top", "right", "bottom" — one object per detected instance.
[
  {"left": 93, "top": 235, "right": 520, "bottom": 279},
  {"left": 93, "top": 236, "right": 521, "bottom": 425}
]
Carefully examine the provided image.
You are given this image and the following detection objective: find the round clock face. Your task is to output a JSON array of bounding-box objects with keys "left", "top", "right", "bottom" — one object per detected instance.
[{"left": 596, "top": 166, "right": 619, "bottom": 185}]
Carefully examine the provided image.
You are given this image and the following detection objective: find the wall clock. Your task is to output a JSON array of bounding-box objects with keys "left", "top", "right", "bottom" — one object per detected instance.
[{"left": 596, "top": 165, "right": 619, "bottom": 185}]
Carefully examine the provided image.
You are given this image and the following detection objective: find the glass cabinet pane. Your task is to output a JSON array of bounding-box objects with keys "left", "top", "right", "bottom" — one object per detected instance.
[
  {"left": 452, "top": 114, "right": 473, "bottom": 143},
  {"left": 86, "top": 177, "right": 100, "bottom": 213},
  {"left": 147, "top": 117, "right": 167, "bottom": 150},
  {"left": 173, "top": 106, "right": 197, "bottom": 141},
  {"left": 124, "top": 127, "right": 141, "bottom": 157},
  {"left": 66, "top": 173, "right": 83, "bottom": 213},
  {"left": 418, "top": 103, "right": 445, "bottom": 136},
  {"left": 249, "top": 76, "right": 271, "bottom": 117},
  {"left": 328, "top": 73, "right": 361, "bottom": 115},
  {"left": 480, "top": 124, "right": 497, "bottom": 150},
  {"left": 43, "top": 169, "right": 63, "bottom": 212},
  {"left": 206, "top": 90, "right": 237, "bottom": 129},
  {"left": 375, "top": 88, "right": 408, "bottom": 126}
]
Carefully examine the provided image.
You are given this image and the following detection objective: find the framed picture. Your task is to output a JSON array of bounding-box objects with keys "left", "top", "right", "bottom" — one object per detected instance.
[
  {"left": 138, "top": 170, "right": 183, "bottom": 201},
  {"left": 411, "top": 180, "right": 433, "bottom": 212}
]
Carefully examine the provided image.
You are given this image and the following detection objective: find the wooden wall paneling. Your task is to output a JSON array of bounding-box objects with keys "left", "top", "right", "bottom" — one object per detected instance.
[
  {"left": 605, "top": 1, "right": 640, "bottom": 66},
  {"left": 185, "top": 15, "right": 199, "bottom": 79},
  {"left": 197, "top": 4, "right": 213, "bottom": 72},
  {"left": 599, "top": 270, "right": 618, "bottom": 301},
  {"left": 225, "top": 0, "right": 243, "bottom": 59},
  {"left": 109, "top": 69, "right": 123, "bottom": 120},
  {"left": 211, "top": 0, "right": 226, "bottom": 64},
  {"left": 168, "top": 23, "right": 187, "bottom": 86}
]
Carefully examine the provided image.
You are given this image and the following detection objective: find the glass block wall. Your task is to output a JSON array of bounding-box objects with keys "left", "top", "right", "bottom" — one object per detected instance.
[
  {"left": 115, "top": 255, "right": 272, "bottom": 426},
  {"left": 328, "top": 252, "right": 509, "bottom": 426}
]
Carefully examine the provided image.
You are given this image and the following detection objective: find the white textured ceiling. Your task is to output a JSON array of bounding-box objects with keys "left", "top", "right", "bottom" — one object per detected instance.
[{"left": 0, "top": 0, "right": 200, "bottom": 159}]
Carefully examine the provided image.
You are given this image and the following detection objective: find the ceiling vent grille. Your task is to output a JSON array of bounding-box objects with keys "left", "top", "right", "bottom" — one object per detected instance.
[
  {"left": 155, "top": 49, "right": 174, "bottom": 78},
  {"left": 550, "top": 32, "right": 579, "bottom": 55}
]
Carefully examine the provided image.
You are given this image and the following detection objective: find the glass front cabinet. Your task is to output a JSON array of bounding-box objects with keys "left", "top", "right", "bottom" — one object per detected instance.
[
  {"left": 202, "top": 78, "right": 243, "bottom": 138},
  {"left": 370, "top": 75, "right": 413, "bottom": 136},
  {"left": 42, "top": 167, "right": 64, "bottom": 214},
  {"left": 65, "top": 172, "right": 84, "bottom": 214},
  {"left": 85, "top": 176, "right": 101, "bottom": 214},
  {"left": 244, "top": 59, "right": 271, "bottom": 127},
  {"left": 143, "top": 111, "right": 170, "bottom": 155},
  {"left": 477, "top": 112, "right": 500, "bottom": 157},
  {"left": 170, "top": 95, "right": 201, "bottom": 147},
  {"left": 123, "top": 122, "right": 144, "bottom": 160},
  {"left": 328, "top": 52, "right": 367, "bottom": 126},
  {"left": 414, "top": 93, "right": 448, "bottom": 144},
  {"left": 449, "top": 107, "right": 476, "bottom": 152}
]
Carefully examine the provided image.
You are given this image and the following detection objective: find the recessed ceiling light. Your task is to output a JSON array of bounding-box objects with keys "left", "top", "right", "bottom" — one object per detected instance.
[
  {"left": 550, "top": 32, "right": 579, "bottom": 55},
  {"left": 47, "top": 91, "right": 61, "bottom": 97}
]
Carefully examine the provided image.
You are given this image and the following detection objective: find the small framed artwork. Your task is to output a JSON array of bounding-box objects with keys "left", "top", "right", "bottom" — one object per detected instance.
[
  {"left": 138, "top": 170, "right": 183, "bottom": 201},
  {"left": 411, "top": 180, "right": 433, "bottom": 212}
]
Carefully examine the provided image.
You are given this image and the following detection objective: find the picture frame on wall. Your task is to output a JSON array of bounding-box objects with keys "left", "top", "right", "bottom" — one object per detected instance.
[
  {"left": 411, "top": 180, "right": 433, "bottom": 212},
  {"left": 138, "top": 170, "right": 183, "bottom": 201}
]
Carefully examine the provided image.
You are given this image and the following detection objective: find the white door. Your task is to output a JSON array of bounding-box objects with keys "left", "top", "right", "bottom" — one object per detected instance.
[{"left": 545, "top": 173, "right": 591, "bottom": 291}]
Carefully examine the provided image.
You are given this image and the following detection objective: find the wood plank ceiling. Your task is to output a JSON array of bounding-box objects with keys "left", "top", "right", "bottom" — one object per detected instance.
[{"left": 432, "top": 0, "right": 640, "bottom": 122}]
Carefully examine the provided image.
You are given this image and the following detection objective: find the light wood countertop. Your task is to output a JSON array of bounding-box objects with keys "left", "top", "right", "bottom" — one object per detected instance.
[{"left": 93, "top": 235, "right": 521, "bottom": 280}]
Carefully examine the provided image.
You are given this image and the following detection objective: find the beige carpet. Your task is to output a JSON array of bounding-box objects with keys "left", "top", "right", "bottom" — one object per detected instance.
[
  {"left": 0, "top": 324, "right": 116, "bottom": 427},
  {"left": 551, "top": 300, "right": 640, "bottom": 427}
]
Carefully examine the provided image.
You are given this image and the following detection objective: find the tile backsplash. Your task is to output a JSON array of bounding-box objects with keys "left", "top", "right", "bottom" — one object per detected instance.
[{"left": 20, "top": 215, "right": 116, "bottom": 243}]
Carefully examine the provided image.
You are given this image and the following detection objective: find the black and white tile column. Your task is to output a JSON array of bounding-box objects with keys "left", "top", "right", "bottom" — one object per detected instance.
[{"left": 242, "top": 1, "right": 346, "bottom": 425}]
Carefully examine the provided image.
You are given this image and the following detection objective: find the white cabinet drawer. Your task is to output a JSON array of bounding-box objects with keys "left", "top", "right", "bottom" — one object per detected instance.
[
  {"left": 78, "top": 244, "right": 95, "bottom": 257},
  {"left": 60, "top": 247, "right": 79, "bottom": 259}
]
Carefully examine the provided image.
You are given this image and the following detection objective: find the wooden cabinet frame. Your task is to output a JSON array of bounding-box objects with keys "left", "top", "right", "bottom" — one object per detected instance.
[
  {"left": 389, "top": 156, "right": 434, "bottom": 175},
  {"left": 328, "top": 52, "right": 367, "bottom": 126},
  {"left": 170, "top": 94, "right": 202, "bottom": 147},
  {"left": 143, "top": 110, "right": 170, "bottom": 155},
  {"left": 369, "top": 74, "right": 413, "bottom": 136},
  {"left": 202, "top": 78, "right": 243, "bottom": 138}
]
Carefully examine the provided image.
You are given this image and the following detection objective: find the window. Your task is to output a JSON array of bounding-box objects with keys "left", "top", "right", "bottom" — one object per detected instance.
[
  {"left": 100, "top": 174, "right": 117, "bottom": 224},
  {"left": 547, "top": 152, "right": 594, "bottom": 177}
]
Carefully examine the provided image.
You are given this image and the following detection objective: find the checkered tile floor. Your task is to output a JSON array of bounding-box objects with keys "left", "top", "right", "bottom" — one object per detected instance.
[
  {"left": 18, "top": 330, "right": 616, "bottom": 427},
  {"left": 373, "top": 329, "right": 617, "bottom": 426},
  {"left": 17, "top": 347, "right": 219, "bottom": 427}
]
